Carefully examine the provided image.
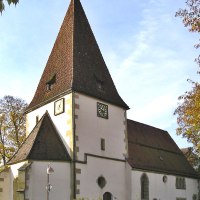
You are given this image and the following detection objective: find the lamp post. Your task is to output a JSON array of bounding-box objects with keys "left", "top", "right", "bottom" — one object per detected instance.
[{"left": 46, "top": 164, "right": 54, "bottom": 200}]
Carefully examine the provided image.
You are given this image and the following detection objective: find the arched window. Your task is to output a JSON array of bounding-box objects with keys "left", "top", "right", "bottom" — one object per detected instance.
[
  {"left": 103, "top": 192, "right": 112, "bottom": 200},
  {"left": 141, "top": 173, "right": 149, "bottom": 200}
]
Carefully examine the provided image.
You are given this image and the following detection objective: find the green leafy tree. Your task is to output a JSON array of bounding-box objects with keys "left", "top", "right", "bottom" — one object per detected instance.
[
  {"left": 0, "top": 95, "right": 27, "bottom": 165},
  {"left": 0, "top": 0, "right": 19, "bottom": 14}
]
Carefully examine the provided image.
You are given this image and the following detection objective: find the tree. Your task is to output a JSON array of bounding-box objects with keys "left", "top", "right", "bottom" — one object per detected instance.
[
  {"left": 174, "top": 1, "right": 200, "bottom": 154},
  {"left": 175, "top": 0, "right": 200, "bottom": 67},
  {"left": 174, "top": 81, "right": 200, "bottom": 153},
  {"left": 0, "top": 0, "right": 19, "bottom": 14},
  {"left": 0, "top": 95, "right": 27, "bottom": 165},
  {"left": 174, "top": 10, "right": 200, "bottom": 195},
  {"left": 182, "top": 147, "right": 200, "bottom": 171}
]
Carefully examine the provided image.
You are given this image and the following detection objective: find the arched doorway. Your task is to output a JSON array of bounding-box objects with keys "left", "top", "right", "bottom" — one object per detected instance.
[{"left": 103, "top": 192, "right": 112, "bottom": 200}]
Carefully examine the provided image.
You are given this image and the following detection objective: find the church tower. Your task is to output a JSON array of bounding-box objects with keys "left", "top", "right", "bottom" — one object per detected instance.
[
  {"left": 3, "top": 1, "right": 199, "bottom": 200},
  {"left": 25, "top": 0, "right": 129, "bottom": 199}
]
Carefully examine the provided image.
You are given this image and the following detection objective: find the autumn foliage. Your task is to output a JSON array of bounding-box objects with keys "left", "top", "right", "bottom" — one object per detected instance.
[
  {"left": 176, "top": 0, "right": 200, "bottom": 66},
  {"left": 0, "top": 95, "right": 27, "bottom": 165},
  {"left": 174, "top": 81, "right": 200, "bottom": 152},
  {"left": 175, "top": 0, "right": 200, "bottom": 154}
]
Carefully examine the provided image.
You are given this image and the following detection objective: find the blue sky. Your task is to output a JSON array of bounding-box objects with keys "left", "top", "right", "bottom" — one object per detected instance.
[{"left": 0, "top": 0, "right": 199, "bottom": 148}]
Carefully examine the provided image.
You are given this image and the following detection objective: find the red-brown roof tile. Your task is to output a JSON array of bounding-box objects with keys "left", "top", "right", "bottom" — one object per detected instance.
[
  {"left": 127, "top": 119, "right": 199, "bottom": 178},
  {"left": 26, "top": 0, "right": 128, "bottom": 112}
]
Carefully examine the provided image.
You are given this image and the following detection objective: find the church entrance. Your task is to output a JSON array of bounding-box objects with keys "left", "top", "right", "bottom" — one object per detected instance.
[{"left": 103, "top": 192, "right": 112, "bottom": 200}]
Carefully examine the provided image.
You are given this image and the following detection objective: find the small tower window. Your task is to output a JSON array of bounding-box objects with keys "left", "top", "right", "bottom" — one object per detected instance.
[
  {"left": 46, "top": 74, "right": 56, "bottom": 91},
  {"left": 94, "top": 74, "right": 104, "bottom": 91},
  {"left": 97, "top": 80, "right": 104, "bottom": 91},
  {"left": 101, "top": 138, "right": 105, "bottom": 151},
  {"left": 46, "top": 83, "right": 52, "bottom": 91}
]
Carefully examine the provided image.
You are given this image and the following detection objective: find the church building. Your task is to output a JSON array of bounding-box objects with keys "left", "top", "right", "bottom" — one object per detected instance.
[{"left": 0, "top": 0, "right": 199, "bottom": 200}]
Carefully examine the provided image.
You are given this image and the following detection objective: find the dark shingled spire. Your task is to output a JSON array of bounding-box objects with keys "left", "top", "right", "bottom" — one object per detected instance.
[{"left": 26, "top": 0, "right": 129, "bottom": 113}]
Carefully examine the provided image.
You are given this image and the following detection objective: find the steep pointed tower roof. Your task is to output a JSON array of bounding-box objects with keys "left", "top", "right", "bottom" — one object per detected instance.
[{"left": 26, "top": 0, "right": 129, "bottom": 112}]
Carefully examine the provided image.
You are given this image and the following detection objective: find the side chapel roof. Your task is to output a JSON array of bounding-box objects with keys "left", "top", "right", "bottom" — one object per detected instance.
[
  {"left": 127, "top": 119, "right": 199, "bottom": 178},
  {"left": 8, "top": 112, "right": 71, "bottom": 165},
  {"left": 26, "top": 0, "right": 128, "bottom": 113}
]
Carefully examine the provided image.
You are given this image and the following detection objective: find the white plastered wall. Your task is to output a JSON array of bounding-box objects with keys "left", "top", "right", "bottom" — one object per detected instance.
[
  {"left": 74, "top": 93, "right": 127, "bottom": 161},
  {"left": 25, "top": 161, "right": 71, "bottom": 200},
  {"left": 131, "top": 170, "right": 199, "bottom": 200},
  {"left": 76, "top": 156, "right": 129, "bottom": 200},
  {"left": 74, "top": 93, "right": 129, "bottom": 199}
]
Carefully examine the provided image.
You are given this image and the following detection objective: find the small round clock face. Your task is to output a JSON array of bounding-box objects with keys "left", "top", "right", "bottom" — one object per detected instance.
[
  {"left": 54, "top": 98, "right": 64, "bottom": 115},
  {"left": 97, "top": 102, "right": 108, "bottom": 119}
]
